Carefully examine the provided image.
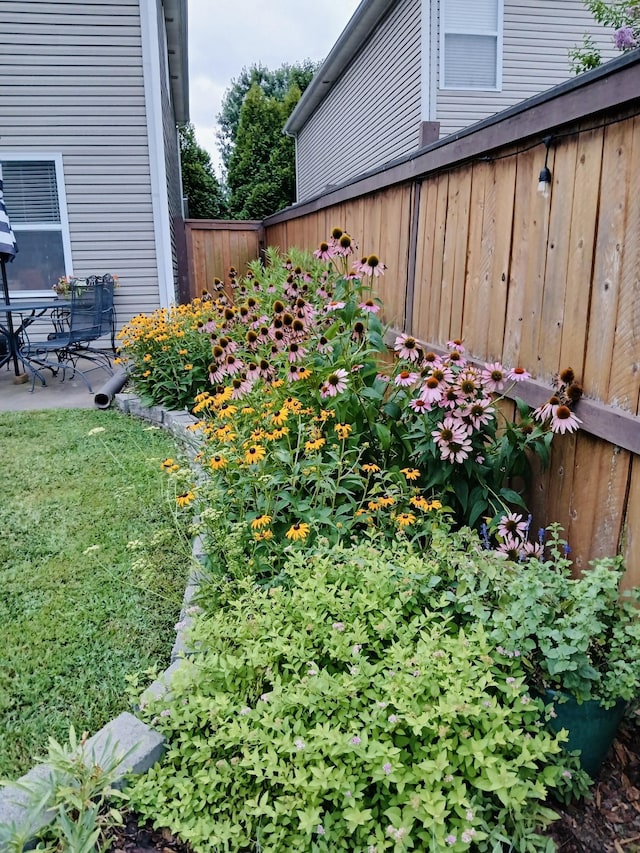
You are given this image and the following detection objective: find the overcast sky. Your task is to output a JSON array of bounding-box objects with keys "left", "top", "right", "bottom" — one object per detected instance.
[{"left": 188, "top": 0, "right": 362, "bottom": 175}]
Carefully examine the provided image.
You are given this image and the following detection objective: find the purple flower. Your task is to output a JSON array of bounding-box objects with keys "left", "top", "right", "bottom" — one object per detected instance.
[
  {"left": 383, "top": 762, "right": 392, "bottom": 775},
  {"left": 294, "top": 738, "right": 306, "bottom": 750},
  {"left": 332, "top": 621, "right": 345, "bottom": 631},
  {"left": 614, "top": 25, "right": 637, "bottom": 49},
  {"left": 316, "top": 824, "right": 326, "bottom": 835},
  {"left": 160, "top": 709, "right": 171, "bottom": 717},
  {"left": 350, "top": 736, "right": 361, "bottom": 745},
  {"left": 388, "top": 714, "right": 398, "bottom": 724}
]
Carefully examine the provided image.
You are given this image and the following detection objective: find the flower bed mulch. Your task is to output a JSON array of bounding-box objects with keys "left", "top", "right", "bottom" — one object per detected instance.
[{"left": 109, "top": 716, "right": 640, "bottom": 853}]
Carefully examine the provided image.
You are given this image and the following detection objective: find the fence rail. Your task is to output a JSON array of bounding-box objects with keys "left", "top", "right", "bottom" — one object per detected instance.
[{"left": 185, "top": 53, "right": 640, "bottom": 587}]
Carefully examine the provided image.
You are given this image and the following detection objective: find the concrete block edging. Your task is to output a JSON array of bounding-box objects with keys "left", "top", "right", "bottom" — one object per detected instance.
[{"left": 0, "top": 394, "right": 204, "bottom": 846}]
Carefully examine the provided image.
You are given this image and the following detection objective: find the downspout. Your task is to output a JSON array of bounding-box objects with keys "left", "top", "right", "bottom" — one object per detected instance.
[
  {"left": 285, "top": 128, "right": 300, "bottom": 205},
  {"left": 139, "top": 1, "right": 175, "bottom": 308}
]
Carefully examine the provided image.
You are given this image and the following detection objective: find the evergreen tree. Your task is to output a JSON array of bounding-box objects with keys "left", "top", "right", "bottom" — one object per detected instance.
[{"left": 179, "top": 123, "right": 228, "bottom": 219}]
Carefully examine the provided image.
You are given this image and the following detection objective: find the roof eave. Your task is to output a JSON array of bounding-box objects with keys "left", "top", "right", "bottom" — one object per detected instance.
[
  {"left": 163, "top": 0, "right": 190, "bottom": 124},
  {"left": 284, "top": 0, "right": 396, "bottom": 134}
]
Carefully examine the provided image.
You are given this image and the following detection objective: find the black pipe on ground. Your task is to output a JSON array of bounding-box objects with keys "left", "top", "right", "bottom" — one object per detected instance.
[{"left": 94, "top": 368, "right": 129, "bottom": 409}]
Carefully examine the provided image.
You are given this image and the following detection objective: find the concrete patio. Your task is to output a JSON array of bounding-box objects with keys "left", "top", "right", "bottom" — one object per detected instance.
[{"left": 0, "top": 359, "right": 114, "bottom": 412}]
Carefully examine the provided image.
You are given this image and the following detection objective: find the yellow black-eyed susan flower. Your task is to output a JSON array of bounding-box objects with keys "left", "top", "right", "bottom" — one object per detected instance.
[
  {"left": 176, "top": 491, "right": 195, "bottom": 508},
  {"left": 244, "top": 445, "right": 266, "bottom": 465},
  {"left": 209, "top": 454, "right": 227, "bottom": 470},
  {"left": 334, "top": 423, "right": 353, "bottom": 440},
  {"left": 286, "top": 522, "right": 311, "bottom": 541},
  {"left": 400, "top": 468, "right": 421, "bottom": 481},
  {"left": 251, "top": 514, "right": 272, "bottom": 530},
  {"left": 396, "top": 512, "right": 416, "bottom": 528}
]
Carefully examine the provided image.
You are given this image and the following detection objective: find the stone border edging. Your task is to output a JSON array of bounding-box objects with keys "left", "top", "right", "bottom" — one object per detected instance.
[{"left": 0, "top": 393, "right": 204, "bottom": 847}]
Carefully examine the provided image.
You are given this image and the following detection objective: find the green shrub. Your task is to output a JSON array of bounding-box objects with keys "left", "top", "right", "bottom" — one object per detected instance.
[{"left": 131, "top": 537, "right": 581, "bottom": 852}]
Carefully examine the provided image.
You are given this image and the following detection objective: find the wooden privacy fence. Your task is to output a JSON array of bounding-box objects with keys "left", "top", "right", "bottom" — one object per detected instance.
[
  {"left": 186, "top": 53, "right": 640, "bottom": 586},
  {"left": 185, "top": 220, "right": 264, "bottom": 301}
]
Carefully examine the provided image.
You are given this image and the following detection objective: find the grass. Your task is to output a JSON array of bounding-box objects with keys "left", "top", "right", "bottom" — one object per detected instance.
[{"left": 0, "top": 409, "right": 193, "bottom": 779}]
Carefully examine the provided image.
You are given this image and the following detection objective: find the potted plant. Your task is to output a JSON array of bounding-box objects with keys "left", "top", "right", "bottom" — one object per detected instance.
[{"left": 483, "top": 525, "right": 640, "bottom": 775}]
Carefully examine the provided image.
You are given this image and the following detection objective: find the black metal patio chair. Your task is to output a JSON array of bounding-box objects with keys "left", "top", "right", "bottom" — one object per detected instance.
[{"left": 21, "top": 276, "right": 116, "bottom": 391}]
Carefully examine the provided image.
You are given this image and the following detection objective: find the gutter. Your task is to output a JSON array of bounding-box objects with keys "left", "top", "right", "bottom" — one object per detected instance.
[{"left": 284, "top": 0, "right": 396, "bottom": 134}]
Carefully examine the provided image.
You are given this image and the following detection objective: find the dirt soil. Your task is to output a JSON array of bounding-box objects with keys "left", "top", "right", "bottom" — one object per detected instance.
[{"left": 109, "top": 717, "right": 640, "bottom": 853}]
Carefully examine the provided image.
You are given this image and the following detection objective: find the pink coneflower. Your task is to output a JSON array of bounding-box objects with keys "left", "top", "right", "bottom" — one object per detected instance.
[
  {"left": 230, "top": 377, "right": 252, "bottom": 400},
  {"left": 225, "top": 354, "right": 244, "bottom": 375},
  {"left": 447, "top": 349, "right": 466, "bottom": 367},
  {"left": 482, "top": 362, "right": 506, "bottom": 393},
  {"left": 409, "top": 396, "right": 432, "bottom": 413},
  {"left": 325, "top": 300, "right": 346, "bottom": 312},
  {"left": 258, "top": 358, "right": 275, "bottom": 381},
  {"left": 317, "top": 336, "right": 333, "bottom": 355},
  {"left": 394, "top": 370, "right": 419, "bottom": 387},
  {"left": 376, "top": 373, "right": 390, "bottom": 383},
  {"left": 462, "top": 398, "right": 494, "bottom": 429},
  {"left": 497, "top": 534, "right": 524, "bottom": 562},
  {"left": 208, "top": 367, "right": 225, "bottom": 384},
  {"left": 508, "top": 366, "right": 530, "bottom": 382},
  {"left": 394, "top": 333, "right": 421, "bottom": 362},
  {"left": 359, "top": 299, "right": 380, "bottom": 313},
  {"left": 432, "top": 416, "right": 472, "bottom": 463},
  {"left": 497, "top": 512, "right": 529, "bottom": 540},
  {"left": 321, "top": 368, "right": 349, "bottom": 397},
  {"left": 420, "top": 377, "right": 444, "bottom": 405},
  {"left": 314, "top": 241, "right": 335, "bottom": 261},
  {"left": 245, "top": 362, "right": 260, "bottom": 382},
  {"left": 455, "top": 371, "right": 481, "bottom": 400},
  {"left": 439, "top": 386, "right": 461, "bottom": 410},
  {"left": 287, "top": 342, "right": 307, "bottom": 363},
  {"left": 533, "top": 396, "right": 561, "bottom": 423},
  {"left": 359, "top": 254, "right": 387, "bottom": 277},
  {"left": 522, "top": 539, "right": 544, "bottom": 559},
  {"left": 551, "top": 405, "right": 582, "bottom": 434}
]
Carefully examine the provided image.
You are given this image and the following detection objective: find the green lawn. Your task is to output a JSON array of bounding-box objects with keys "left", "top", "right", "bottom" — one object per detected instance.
[{"left": 0, "top": 409, "right": 192, "bottom": 779}]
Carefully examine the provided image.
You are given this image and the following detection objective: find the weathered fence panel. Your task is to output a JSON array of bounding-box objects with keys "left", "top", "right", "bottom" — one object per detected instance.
[
  {"left": 186, "top": 54, "right": 640, "bottom": 585},
  {"left": 185, "top": 220, "right": 264, "bottom": 300}
]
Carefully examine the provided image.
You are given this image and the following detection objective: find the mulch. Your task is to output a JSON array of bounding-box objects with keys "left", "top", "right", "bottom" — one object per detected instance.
[{"left": 109, "top": 715, "right": 640, "bottom": 853}]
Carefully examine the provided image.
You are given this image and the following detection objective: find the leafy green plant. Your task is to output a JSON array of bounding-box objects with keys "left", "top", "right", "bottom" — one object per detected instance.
[
  {"left": 570, "top": 0, "right": 640, "bottom": 73},
  {"left": 120, "top": 234, "right": 580, "bottom": 582},
  {"left": 483, "top": 526, "right": 640, "bottom": 708},
  {"left": 0, "top": 726, "right": 130, "bottom": 853},
  {"left": 132, "top": 537, "right": 584, "bottom": 853}
]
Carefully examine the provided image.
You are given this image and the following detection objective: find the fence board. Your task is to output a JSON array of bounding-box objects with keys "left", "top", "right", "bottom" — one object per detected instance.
[
  {"left": 462, "top": 161, "right": 490, "bottom": 354},
  {"left": 584, "top": 120, "right": 632, "bottom": 402},
  {"left": 559, "top": 126, "right": 604, "bottom": 374},
  {"left": 486, "top": 158, "right": 516, "bottom": 362},
  {"left": 538, "top": 140, "right": 577, "bottom": 379}
]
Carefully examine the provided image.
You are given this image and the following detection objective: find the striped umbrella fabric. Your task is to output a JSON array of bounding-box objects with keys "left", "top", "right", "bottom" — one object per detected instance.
[{"left": 0, "top": 165, "right": 18, "bottom": 261}]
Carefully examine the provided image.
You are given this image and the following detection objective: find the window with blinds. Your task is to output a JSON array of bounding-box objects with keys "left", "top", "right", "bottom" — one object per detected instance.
[
  {"left": 441, "top": 0, "right": 502, "bottom": 90},
  {"left": 0, "top": 157, "right": 69, "bottom": 293}
]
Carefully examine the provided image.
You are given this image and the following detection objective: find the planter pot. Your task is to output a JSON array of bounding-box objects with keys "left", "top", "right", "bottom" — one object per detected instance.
[{"left": 544, "top": 689, "right": 627, "bottom": 777}]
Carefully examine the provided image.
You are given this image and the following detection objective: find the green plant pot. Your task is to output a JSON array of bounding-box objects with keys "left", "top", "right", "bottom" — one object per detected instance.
[{"left": 544, "top": 689, "right": 627, "bottom": 777}]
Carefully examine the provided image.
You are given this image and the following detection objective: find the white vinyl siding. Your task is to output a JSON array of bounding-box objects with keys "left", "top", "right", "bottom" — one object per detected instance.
[
  {"left": 436, "top": 0, "right": 618, "bottom": 137},
  {"left": 441, "top": 0, "right": 501, "bottom": 90},
  {"left": 295, "top": 0, "right": 422, "bottom": 202},
  {"left": 0, "top": 0, "right": 170, "bottom": 323}
]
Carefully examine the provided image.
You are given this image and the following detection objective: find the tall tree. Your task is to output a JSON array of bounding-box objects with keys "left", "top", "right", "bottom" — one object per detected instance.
[
  {"left": 178, "top": 123, "right": 228, "bottom": 219},
  {"left": 226, "top": 83, "right": 301, "bottom": 219},
  {"left": 217, "top": 61, "right": 317, "bottom": 175}
]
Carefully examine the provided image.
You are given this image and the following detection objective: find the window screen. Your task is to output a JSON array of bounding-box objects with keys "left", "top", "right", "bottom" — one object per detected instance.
[
  {"left": 1, "top": 158, "right": 67, "bottom": 292},
  {"left": 442, "top": 0, "right": 500, "bottom": 90}
]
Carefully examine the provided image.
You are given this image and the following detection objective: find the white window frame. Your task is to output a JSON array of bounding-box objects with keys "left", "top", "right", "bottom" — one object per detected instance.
[
  {"left": 0, "top": 152, "right": 73, "bottom": 297},
  {"left": 439, "top": 0, "right": 504, "bottom": 92}
]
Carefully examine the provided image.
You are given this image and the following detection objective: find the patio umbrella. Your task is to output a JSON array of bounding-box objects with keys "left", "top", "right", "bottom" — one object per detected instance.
[{"left": 0, "top": 164, "right": 20, "bottom": 374}]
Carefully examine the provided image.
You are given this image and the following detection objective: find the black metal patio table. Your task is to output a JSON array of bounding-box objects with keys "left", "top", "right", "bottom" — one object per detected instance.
[{"left": 0, "top": 297, "right": 71, "bottom": 385}]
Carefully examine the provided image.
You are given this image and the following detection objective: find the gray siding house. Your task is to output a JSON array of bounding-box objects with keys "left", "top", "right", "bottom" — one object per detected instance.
[
  {"left": 286, "top": 0, "right": 617, "bottom": 202},
  {"left": 0, "top": 0, "right": 188, "bottom": 325}
]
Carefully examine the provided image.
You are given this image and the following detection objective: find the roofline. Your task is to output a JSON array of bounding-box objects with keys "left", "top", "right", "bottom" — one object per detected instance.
[
  {"left": 163, "top": 0, "right": 190, "bottom": 124},
  {"left": 268, "top": 48, "right": 640, "bottom": 223},
  {"left": 284, "top": 0, "right": 396, "bottom": 134}
]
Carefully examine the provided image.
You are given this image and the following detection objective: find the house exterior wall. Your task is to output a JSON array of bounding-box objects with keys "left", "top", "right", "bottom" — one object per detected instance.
[
  {"left": 292, "top": 0, "right": 619, "bottom": 203},
  {"left": 0, "top": 0, "right": 178, "bottom": 324},
  {"left": 436, "top": 0, "right": 618, "bottom": 136},
  {"left": 295, "top": 0, "right": 422, "bottom": 202}
]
